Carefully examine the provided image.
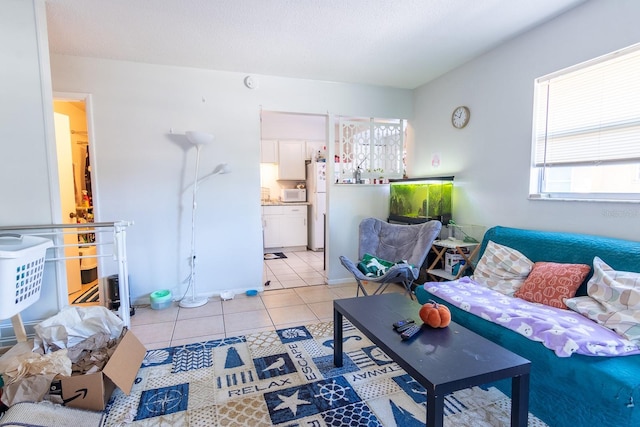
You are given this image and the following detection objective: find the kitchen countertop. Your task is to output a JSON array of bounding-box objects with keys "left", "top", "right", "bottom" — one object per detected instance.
[{"left": 261, "top": 201, "right": 310, "bottom": 206}]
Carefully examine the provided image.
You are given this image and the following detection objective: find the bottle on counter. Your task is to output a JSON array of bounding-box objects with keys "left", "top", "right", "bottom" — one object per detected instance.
[
  {"left": 82, "top": 190, "right": 90, "bottom": 207},
  {"left": 355, "top": 167, "right": 362, "bottom": 184}
]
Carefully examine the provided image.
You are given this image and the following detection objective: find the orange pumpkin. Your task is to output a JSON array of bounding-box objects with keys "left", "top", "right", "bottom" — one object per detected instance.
[{"left": 419, "top": 300, "right": 451, "bottom": 328}]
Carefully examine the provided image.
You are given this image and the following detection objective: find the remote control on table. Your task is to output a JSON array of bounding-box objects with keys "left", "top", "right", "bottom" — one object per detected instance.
[
  {"left": 393, "top": 318, "right": 415, "bottom": 329},
  {"left": 395, "top": 322, "right": 417, "bottom": 333},
  {"left": 400, "top": 324, "right": 422, "bottom": 340}
]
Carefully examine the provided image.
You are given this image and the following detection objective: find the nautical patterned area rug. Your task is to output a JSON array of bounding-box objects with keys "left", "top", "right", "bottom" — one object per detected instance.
[{"left": 103, "top": 321, "right": 548, "bottom": 426}]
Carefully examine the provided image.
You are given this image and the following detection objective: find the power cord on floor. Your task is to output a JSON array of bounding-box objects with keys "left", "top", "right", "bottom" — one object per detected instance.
[{"left": 178, "top": 270, "right": 193, "bottom": 302}]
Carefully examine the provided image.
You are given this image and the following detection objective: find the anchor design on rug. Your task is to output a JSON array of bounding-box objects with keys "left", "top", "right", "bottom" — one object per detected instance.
[
  {"left": 405, "top": 377, "right": 427, "bottom": 396},
  {"left": 361, "top": 345, "right": 393, "bottom": 365}
]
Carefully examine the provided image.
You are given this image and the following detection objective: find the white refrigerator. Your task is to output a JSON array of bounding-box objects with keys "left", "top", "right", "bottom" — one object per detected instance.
[{"left": 306, "top": 162, "right": 326, "bottom": 251}]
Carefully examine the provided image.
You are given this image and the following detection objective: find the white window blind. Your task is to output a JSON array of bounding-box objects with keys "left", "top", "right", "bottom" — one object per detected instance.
[{"left": 534, "top": 45, "right": 640, "bottom": 168}]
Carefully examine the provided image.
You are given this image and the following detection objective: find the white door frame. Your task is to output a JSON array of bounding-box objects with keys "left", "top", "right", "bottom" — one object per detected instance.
[{"left": 50, "top": 92, "right": 99, "bottom": 307}]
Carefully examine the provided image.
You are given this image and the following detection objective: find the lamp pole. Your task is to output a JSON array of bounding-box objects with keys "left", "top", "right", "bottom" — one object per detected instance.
[{"left": 180, "top": 133, "right": 210, "bottom": 308}]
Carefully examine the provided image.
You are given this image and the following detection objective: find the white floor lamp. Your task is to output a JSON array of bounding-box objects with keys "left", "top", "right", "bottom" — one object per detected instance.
[{"left": 180, "top": 131, "right": 230, "bottom": 308}]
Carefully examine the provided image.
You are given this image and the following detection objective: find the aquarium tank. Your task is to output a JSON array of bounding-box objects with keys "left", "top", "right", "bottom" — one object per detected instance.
[{"left": 388, "top": 176, "right": 453, "bottom": 224}]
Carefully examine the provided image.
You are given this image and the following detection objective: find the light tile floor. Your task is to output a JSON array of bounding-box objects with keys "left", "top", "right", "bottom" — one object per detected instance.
[
  {"left": 130, "top": 250, "right": 409, "bottom": 349},
  {"left": 261, "top": 250, "right": 326, "bottom": 289}
]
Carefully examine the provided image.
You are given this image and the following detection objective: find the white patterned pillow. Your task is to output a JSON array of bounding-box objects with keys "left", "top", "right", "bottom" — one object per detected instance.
[
  {"left": 588, "top": 256, "right": 640, "bottom": 309},
  {"left": 472, "top": 240, "right": 534, "bottom": 296},
  {"left": 565, "top": 296, "right": 640, "bottom": 343}
]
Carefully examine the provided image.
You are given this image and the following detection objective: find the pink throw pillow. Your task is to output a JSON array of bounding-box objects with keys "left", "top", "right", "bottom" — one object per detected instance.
[{"left": 514, "top": 262, "right": 591, "bottom": 309}]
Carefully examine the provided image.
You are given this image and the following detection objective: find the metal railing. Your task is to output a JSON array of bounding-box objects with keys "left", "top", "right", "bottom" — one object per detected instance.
[{"left": 0, "top": 221, "right": 134, "bottom": 330}]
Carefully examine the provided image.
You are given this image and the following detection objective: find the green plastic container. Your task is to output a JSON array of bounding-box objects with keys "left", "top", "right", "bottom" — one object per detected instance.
[{"left": 150, "top": 289, "right": 172, "bottom": 310}]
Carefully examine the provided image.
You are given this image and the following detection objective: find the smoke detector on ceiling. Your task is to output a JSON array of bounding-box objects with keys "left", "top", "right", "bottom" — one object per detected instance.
[{"left": 244, "top": 75, "right": 258, "bottom": 89}]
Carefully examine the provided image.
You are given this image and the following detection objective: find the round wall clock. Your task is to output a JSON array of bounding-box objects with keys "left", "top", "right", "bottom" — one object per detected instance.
[{"left": 451, "top": 106, "right": 470, "bottom": 129}]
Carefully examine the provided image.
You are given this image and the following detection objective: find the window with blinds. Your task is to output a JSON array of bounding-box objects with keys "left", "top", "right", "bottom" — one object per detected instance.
[{"left": 530, "top": 43, "right": 640, "bottom": 200}]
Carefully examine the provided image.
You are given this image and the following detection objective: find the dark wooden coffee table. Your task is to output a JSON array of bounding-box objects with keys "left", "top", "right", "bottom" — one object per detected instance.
[{"left": 333, "top": 293, "right": 531, "bottom": 427}]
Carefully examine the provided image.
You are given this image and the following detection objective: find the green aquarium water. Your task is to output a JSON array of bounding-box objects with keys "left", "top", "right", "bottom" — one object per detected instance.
[{"left": 389, "top": 177, "right": 453, "bottom": 224}]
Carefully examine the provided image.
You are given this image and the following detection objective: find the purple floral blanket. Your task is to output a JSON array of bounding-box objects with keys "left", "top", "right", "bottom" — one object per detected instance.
[{"left": 424, "top": 277, "right": 640, "bottom": 357}]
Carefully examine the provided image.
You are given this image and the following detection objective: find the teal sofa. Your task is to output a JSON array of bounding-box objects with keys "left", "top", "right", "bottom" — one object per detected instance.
[{"left": 415, "top": 226, "right": 640, "bottom": 427}]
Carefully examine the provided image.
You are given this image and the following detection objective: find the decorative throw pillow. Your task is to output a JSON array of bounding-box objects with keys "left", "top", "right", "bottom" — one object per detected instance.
[
  {"left": 566, "top": 295, "right": 640, "bottom": 343},
  {"left": 514, "top": 262, "right": 591, "bottom": 309},
  {"left": 472, "top": 241, "right": 534, "bottom": 296},
  {"left": 587, "top": 256, "right": 640, "bottom": 310}
]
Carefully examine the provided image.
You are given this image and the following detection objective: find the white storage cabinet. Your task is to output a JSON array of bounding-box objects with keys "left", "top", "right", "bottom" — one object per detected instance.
[
  {"left": 260, "top": 140, "right": 278, "bottom": 163},
  {"left": 277, "top": 141, "right": 306, "bottom": 180},
  {"left": 263, "top": 205, "right": 308, "bottom": 249}
]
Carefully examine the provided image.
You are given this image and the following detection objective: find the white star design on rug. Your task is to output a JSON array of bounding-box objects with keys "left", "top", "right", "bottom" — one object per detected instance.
[{"left": 273, "top": 390, "right": 311, "bottom": 416}]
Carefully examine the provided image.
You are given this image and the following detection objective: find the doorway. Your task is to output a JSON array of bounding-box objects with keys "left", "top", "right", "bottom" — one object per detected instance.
[
  {"left": 53, "top": 96, "right": 99, "bottom": 306},
  {"left": 260, "top": 110, "right": 329, "bottom": 289}
]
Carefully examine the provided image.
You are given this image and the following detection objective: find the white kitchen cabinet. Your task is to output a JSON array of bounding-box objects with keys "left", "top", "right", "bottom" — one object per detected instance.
[
  {"left": 263, "top": 205, "right": 307, "bottom": 248},
  {"left": 262, "top": 207, "right": 283, "bottom": 248},
  {"left": 260, "top": 140, "right": 278, "bottom": 163},
  {"left": 305, "top": 140, "right": 326, "bottom": 161},
  {"left": 278, "top": 140, "right": 305, "bottom": 180},
  {"left": 281, "top": 205, "right": 308, "bottom": 246}
]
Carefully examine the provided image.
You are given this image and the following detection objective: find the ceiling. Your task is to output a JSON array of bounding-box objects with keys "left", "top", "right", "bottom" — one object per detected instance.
[{"left": 45, "top": 0, "right": 588, "bottom": 89}]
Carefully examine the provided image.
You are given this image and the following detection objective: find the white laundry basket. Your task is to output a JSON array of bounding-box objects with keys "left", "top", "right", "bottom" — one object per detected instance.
[{"left": 0, "top": 233, "right": 53, "bottom": 319}]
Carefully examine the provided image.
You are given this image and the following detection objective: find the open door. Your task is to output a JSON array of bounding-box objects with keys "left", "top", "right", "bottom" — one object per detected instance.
[
  {"left": 53, "top": 112, "right": 83, "bottom": 296},
  {"left": 53, "top": 97, "right": 100, "bottom": 306}
]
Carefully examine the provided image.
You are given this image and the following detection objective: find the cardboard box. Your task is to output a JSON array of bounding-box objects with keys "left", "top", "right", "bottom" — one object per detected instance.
[
  {"left": 53, "top": 329, "right": 146, "bottom": 411},
  {"left": 445, "top": 252, "right": 465, "bottom": 274}
]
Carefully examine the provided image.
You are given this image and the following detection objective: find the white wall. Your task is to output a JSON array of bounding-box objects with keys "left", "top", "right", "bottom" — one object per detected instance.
[
  {"left": 49, "top": 55, "right": 412, "bottom": 304},
  {"left": 261, "top": 111, "right": 327, "bottom": 141},
  {"left": 410, "top": 0, "right": 640, "bottom": 242},
  {"left": 326, "top": 183, "right": 391, "bottom": 284},
  {"left": 0, "top": 0, "right": 53, "bottom": 225},
  {"left": 0, "top": 0, "right": 63, "bottom": 327}
]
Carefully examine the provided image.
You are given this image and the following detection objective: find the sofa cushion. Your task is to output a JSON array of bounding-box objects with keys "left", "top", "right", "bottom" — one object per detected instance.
[
  {"left": 472, "top": 240, "right": 533, "bottom": 296},
  {"left": 565, "top": 296, "right": 640, "bottom": 344},
  {"left": 565, "top": 256, "right": 640, "bottom": 342},
  {"left": 588, "top": 256, "right": 640, "bottom": 309},
  {"left": 514, "top": 262, "right": 590, "bottom": 309},
  {"left": 476, "top": 226, "right": 640, "bottom": 297}
]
